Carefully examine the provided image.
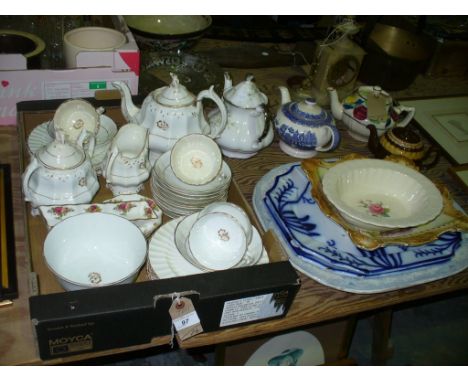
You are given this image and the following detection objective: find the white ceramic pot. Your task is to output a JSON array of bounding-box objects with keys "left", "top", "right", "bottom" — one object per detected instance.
[
  {"left": 275, "top": 87, "right": 340, "bottom": 159},
  {"left": 63, "top": 27, "right": 126, "bottom": 68},
  {"left": 210, "top": 73, "right": 274, "bottom": 159},
  {"left": 328, "top": 86, "right": 415, "bottom": 142}
]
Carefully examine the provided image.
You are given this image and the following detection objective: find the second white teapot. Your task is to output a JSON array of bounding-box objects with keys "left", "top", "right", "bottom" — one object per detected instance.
[{"left": 209, "top": 73, "right": 274, "bottom": 159}]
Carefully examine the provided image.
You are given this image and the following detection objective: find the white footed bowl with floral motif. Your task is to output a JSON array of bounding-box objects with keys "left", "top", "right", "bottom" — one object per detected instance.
[{"left": 322, "top": 159, "right": 443, "bottom": 231}]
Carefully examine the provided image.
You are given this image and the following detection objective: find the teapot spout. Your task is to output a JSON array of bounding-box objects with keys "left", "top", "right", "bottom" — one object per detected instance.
[
  {"left": 112, "top": 81, "right": 140, "bottom": 124},
  {"left": 278, "top": 86, "right": 291, "bottom": 105},
  {"left": 366, "top": 124, "right": 385, "bottom": 159},
  {"left": 328, "top": 87, "right": 343, "bottom": 121}
]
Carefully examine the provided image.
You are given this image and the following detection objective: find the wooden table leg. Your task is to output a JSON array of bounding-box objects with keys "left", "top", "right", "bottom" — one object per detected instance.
[{"left": 371, "top": 308, "right": 394, "bottom": 365}]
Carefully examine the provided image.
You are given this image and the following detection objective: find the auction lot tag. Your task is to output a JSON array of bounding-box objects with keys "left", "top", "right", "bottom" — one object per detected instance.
[
  {"left": 367, "top": 92, "right": 387, "bottom": 121},
  {"left": 169, "top": 297, "right": 203, "bottom": 341}
]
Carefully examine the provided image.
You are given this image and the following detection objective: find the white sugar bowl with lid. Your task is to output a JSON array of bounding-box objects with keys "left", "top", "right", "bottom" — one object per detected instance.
[
  {"left": 210, "top": 73, "right": 274, "bottom": 159},
  {"left": 275, "top": 86, "right": 340, "bottom": 158},
  {"left": 22, "top": 131, "right": 99, "bottom": 215}
]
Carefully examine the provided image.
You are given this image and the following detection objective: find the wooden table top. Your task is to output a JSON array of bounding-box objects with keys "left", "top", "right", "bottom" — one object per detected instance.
[{"left": 1, "top": 44, "right": 467, "bottom": 365}]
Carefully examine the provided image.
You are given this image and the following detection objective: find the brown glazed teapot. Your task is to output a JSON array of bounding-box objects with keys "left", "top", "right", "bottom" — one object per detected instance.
[{"left": 367, "top": 124, "right": 440, "bottom": 170}]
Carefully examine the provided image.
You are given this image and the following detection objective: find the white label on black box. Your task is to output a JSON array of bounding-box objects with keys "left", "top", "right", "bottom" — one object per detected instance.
[
  {"left": 219, "top": 293, "right": 285, "bottom": 327},
  {"left": 172, "top": 310, "right": 201, "bottom": 332}
]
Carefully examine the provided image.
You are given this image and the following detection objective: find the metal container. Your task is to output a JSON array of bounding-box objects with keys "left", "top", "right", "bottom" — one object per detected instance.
[{"left": 358, "top": 24, "right": 435, "bottom": 90}]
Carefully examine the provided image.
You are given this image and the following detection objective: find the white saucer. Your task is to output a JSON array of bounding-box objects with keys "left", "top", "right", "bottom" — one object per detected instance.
[
  {"left": 148, "top": 217, "right": 269, "bottom": 279},
  {"left": 27, "top": 115, "right": 117, "bottom": 170}
]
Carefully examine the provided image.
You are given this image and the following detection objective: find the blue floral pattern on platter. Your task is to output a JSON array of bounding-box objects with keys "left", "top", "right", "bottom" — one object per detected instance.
[{"left": 252, "top": 163, "right": 468, "bottom": 293}]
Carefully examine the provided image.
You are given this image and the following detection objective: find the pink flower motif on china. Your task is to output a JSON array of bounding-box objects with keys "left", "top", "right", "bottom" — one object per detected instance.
[
  {"left": 359, "top": 200, "right": 390, "bottom": 217},
  {"left": 353, "top": 105, "right": 367, "bottom": 121},
  {"left": 86, "top": 204, "right": 102, "bottom": 213},
  {"left": 146, "top": 199, "right": 157, "bottom": 210},
  {"left": 48, "top": 206, "right": 74, "bottom": 219},
  {"left": 144, "top": 207, "right": 153, "bottom": 218},
  {"left": 114, "top": 202, "right": 137, "bottom": 214}
]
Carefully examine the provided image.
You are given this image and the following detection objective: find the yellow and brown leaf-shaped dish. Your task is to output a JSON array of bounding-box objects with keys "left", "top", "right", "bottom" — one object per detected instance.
[{"left": 301, "top": 153, "right": 468, "bottom": 250}]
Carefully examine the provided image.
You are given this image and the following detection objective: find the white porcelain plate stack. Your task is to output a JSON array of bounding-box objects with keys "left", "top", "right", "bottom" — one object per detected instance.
[{"left": 150, "top": 151, "right": 232, "bottom": 218}]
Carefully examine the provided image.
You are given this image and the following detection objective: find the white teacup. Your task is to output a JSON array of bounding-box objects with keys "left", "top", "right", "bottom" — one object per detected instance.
[
  {"left": 199, "top": 201, "right": 253, "bottom": 244},
  {"left": 53, "top": 99, "right": 102, "bottom": 144},
  {"left": 187, "top": 211, "right": 247, "bottom": 270},
  {"left": 170, "top": 134, "right": 222, "bottom": 186}
]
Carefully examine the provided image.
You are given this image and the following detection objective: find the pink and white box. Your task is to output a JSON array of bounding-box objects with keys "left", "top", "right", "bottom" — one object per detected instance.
[{"left": 0, "top": 16, "right": 139, "bottom": 126}]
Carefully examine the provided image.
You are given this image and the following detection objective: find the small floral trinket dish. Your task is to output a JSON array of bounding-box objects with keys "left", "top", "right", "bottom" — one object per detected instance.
[{"left": 39, "top": 194, "right": 162, "bottom": 238}]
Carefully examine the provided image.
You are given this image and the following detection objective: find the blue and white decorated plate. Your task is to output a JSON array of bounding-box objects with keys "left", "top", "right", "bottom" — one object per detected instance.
[{"left": 253, "top": 163, "right": 468, "bottom": 293}]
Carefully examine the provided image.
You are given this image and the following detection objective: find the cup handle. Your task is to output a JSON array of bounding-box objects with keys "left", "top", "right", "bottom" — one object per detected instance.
[
  {"left": 22, "top": 157, "right": 39, "bottom": 202},
  {"left": 104, "top": 147, "right": 118, "bottom": 181},
  {"left": 197, "top": 86, "right": 228, "bottom": 139},
  {"left": 395, "top": 105, "right": 415, "bottom": 127},
  {"left": 87, "top": 135, "right": 96, "bottom": 158},
  {"left": 315, "top": 124, "right": 341, "bottom": 152}
]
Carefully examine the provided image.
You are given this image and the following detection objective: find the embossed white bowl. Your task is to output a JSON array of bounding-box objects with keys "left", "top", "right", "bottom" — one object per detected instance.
[
  {"left": 43, "top": 213, "right": 147, "bottom": 291},
  {"left": 187, "top": 211, "right": 247, "bottom": 270},
  {"left": 322, "top": 158, "right": 443, "bottom": 231},
  {"left": 170, "top": 134, "right": 222, "bottom": 186}
]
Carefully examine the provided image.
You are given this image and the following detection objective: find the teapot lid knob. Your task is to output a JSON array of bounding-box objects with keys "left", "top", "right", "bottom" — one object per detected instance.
[
  {"left": 372, "top": 86, "right": 383, "bottom": 96},
  {"left": 170, "top": 72, "right": 180, "bottom": 88}
]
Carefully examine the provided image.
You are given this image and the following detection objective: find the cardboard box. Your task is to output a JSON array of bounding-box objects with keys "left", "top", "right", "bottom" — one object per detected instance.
[
  {"left": 18, "top": 101, "right": 300, "bottom": 361},
  {"left": 0, "top": 16, "right": 139, "bottom": 126},
  {"left": 28, "top": 185, "right": 300, "bottom": 361}
]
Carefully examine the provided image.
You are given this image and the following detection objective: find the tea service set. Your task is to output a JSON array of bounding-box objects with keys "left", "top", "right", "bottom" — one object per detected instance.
[
  {"left": 21, "top": 73, "right": 278, "bottom": 290},
  {"left": 22, "top": 69, "right": 454, "bottom": 292}
]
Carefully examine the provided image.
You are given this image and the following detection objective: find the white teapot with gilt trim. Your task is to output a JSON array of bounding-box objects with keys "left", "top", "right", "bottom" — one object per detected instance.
[
  {"left": 209, "top": 73, "right": 274, "bottom": 158},
  {"left": 113, "top": 73, "right": 227, "bottom": 165}
]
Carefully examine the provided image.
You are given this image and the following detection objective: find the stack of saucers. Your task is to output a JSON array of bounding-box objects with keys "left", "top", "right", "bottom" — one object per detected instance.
[{"left": 150, "top": 136, "right": 232, "bottom": 218}]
